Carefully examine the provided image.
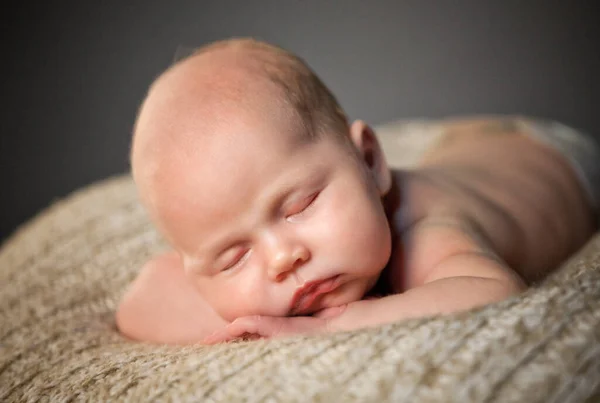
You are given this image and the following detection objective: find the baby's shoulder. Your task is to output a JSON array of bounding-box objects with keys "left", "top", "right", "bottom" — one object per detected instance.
[
  {"left": 386, "top": 171, "right": 496, "bottom": 291},
  {"left": 389, "top": 169, "right": 460, "bottom": 232}
]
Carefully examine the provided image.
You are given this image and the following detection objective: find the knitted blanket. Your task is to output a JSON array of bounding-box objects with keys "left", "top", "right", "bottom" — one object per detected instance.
[{"left": 1, "top": 121, "right": 599, "bottom": 402}]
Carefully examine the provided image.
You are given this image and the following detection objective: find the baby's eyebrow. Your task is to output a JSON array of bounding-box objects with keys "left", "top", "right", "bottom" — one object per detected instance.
[{"left": 265, "top": 185, "right": 299, "bottom": 214}]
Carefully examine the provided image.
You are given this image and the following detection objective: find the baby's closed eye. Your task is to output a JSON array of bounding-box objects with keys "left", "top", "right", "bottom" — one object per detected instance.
[
  {"left": 285, "top": 191, "right": 320, "bottom": 219},
  {"left": 217, "top": 246, "right": 251, "bottom": 272}
]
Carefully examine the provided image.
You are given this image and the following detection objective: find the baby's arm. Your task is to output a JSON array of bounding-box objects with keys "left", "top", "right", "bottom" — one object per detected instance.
[
  {"left": 116, "top": 252, "right": 228, "bottom": 344},
  {"left": 327, "top": 216, "right": 527, "bottom": 332}
]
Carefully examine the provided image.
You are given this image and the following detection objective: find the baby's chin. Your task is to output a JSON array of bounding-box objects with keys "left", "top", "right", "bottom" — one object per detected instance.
[{"left": 291, "top": 275, "right": 376, "bottom": 317}]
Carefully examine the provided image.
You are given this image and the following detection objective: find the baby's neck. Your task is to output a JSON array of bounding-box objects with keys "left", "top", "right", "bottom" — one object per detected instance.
[
  {"left": 382, "top": 170, "right": 402, "bottom": 226},
  {"left": 365, "top": 170, "right": 403, "bottom": 298}
]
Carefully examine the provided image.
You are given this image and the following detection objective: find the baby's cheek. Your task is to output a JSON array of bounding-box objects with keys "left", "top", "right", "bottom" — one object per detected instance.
[
  {"left": 314, "top": 199, "right": 356, "bottom": 239},
  {"left": 216, "top": 298, "right": 249, "bottom": 321},
  {"left": 208, "top": 281, "right": 282, "bottom": 321},
  {"left": 325, "top": 199, "right": 390, "bottom": 254},
  {"left": 192, "top": 279, "right": 241, "bottom": 321}
]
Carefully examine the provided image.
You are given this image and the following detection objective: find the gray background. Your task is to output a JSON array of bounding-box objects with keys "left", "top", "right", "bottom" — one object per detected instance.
[{"left": 2, "top": 1, "right": 599, "bottom": 242}]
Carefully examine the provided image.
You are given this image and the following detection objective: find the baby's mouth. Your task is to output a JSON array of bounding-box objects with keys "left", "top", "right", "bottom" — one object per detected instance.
[{"left": 289, "top": 275, "right": 341, "bottom": 316}]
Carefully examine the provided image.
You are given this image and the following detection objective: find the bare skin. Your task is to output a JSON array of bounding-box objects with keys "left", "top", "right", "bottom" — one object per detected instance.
[{"left": 115, "top": 43, "right": 595, "bottom": 345}]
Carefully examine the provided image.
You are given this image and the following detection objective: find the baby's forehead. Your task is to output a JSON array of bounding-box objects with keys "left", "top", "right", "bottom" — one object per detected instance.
[{"left": 149, "top": 112, "right": 316, "bottom": 201}]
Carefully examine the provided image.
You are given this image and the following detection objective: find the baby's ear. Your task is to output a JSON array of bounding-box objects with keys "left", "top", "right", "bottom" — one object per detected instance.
[{"left": 349, "top": 120, "right": 392, "bottom": 196}]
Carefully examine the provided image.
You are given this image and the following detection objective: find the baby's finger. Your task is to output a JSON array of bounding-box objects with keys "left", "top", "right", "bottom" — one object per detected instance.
[
  {"left": 227, "top": 315, "right": 284, "bottom": 338},
  {"left": 202, "top": 328, "right": 236, "bottom": 344},
  {"left": 313, "top": 304, "right": 347, "bottom": 319},
  {"left": 203, "top": 316, "right": 278, "bottom": 344}
]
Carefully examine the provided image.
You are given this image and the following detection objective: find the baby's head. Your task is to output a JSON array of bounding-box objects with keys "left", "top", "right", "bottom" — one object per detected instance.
[{"left": 131, "top": 38, "right": 394, "bottom": 321}]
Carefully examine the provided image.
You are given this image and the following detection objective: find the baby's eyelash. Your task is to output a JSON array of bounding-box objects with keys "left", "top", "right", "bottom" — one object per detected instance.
[
  {"left": 286, "top": 191, "right": 320, "bottom": 218},
  {"left": 219, "top": 248, "right": 250, "bottom": 272}
]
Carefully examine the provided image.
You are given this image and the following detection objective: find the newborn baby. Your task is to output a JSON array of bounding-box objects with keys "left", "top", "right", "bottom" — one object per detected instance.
[{"left": 116, "top": 38, "right": 598, "bottom": 345}]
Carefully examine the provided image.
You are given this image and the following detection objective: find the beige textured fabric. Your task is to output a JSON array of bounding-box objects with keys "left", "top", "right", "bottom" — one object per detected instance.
[{"left": 1, "top": 121, "right": 600, "bottom": 402}]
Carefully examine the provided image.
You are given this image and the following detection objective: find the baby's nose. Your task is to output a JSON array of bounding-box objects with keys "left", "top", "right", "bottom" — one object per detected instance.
[{"left": 267, "top": 244, "right": 310, "bottom": 282}]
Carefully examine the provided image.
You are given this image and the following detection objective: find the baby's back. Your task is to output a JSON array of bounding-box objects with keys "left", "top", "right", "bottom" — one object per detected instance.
[{"left": 391, "top": 121, "right": 595, "bottom": 286}]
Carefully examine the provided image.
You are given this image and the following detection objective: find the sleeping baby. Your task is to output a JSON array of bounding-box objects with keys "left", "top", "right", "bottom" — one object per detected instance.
[{"left": 116, "top": 38, "right": 598, "bottom": 345}]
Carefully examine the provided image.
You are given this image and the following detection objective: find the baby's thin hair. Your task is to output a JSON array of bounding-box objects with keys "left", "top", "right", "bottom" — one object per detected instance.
[{"left": 185, "top": 37, "right": 350, "bottom": 141}]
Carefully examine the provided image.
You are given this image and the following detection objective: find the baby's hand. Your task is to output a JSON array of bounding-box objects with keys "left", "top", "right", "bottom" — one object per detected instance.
[
  {"left": 202, "top": 306, "right": 348, "bottom": 344},
  {"left": 202, "top": 316, "right": 326, "bottom": 344}
]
